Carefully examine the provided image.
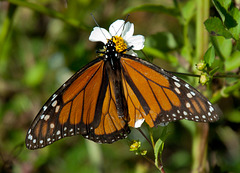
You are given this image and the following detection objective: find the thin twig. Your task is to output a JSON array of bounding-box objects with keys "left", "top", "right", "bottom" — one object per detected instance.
[
  {"left": 136, "top": 128, "right": 152, "bottom": 147},
  {"left": 167, "top": 71, "right": 240, "bottom": 78}
]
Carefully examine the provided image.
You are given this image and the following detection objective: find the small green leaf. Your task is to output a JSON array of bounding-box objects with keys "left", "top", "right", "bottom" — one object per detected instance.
[
  {"left": 212, "top": 0, "right": 235, "bottom": 27},
  {"left": 204, "top": 17, "right": 232, "bottom": 39},
  {"left": 123, "top": 4, "right": 179, "bottom": 16},
  {"left": 229, "top": 7, "right": 240, "bottom": 40},
  {"left": 154, "top": 138, "right": 164, "bottom": 168},
  {"left": 215, "top": 36, "right": 232, "bottom": 59},
  {"left": 181, "top": 0, "right": 196, "bottom": 23},
  {"left": 154, "top": 127, "right": 168, "bottom": 167},
  {"left": 214, "top": 0, "right": 232, "bottom": 10},
  {"left": 204, "top": 46, "right": 215, "bottom": 66},
  {"left": 225, "top": 51, "right": 240, "bottom": 71}
]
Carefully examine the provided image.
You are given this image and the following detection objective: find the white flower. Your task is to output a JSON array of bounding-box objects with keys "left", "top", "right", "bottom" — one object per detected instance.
[{"left": 89, "top": 19, "right": 145, "bottom": 56}]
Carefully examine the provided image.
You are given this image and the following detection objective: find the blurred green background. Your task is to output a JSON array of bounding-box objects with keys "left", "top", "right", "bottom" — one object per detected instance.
[{"left": 0, "top": 0, "right": 240, "bottom": 173}]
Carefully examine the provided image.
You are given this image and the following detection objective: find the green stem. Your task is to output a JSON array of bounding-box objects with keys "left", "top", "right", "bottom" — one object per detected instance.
[
  {"left": 192, "top": 0, "right": 210, "bottom": 172},
  {"left": 195, "top": 0, "right": 209, "bottom": 61}
]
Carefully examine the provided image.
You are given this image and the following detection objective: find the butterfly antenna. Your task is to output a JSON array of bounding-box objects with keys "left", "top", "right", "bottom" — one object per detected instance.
[
  {"left": 91, "top": 13, "right": 110, "bottom": 39},
  {"left": 120, "top": 14, "right": 130, "bottom": 37},
  {"left": 113, "top": 14, "right": 130, "bottom": 37}
]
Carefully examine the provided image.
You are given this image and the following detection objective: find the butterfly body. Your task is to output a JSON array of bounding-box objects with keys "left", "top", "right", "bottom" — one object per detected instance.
[{"left": 26, "top": 38, "right": 219, "bottom": 150}]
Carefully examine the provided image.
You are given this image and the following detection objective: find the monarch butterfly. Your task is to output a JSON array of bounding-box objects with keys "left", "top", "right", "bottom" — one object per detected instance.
[{"left": 26, "top": 19, "right": 219, "bottom": 150}]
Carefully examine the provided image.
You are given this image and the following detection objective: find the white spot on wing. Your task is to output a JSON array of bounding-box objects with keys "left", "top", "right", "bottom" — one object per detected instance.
[
  {"left": 52, "top": 100, "right": 57, "bottom": 107},
  {"left": 174, "top": 82, "right": 181, "bottom": 88},
  {"left": 51, "top": 94, "right": 57, "bottom": 101},
  {"left": 187, "top": 93, "right": 192, "bottom": 98},
  {"left": 186, "top": 102, "right": 191, "bottom": 108},
  {"left": 56, "top": 130, "right": 61, "bottom": 135},
  {"left": 185, "top": 84, "right": 190, "bottom": 89},
  {"left": 172, "top": 76, "right": 180, "bottom": 82},
  {"left": 175, "top": 88, "right": 181, "bottom": 94},
  {"left": 40, "top": 114, "right": 45, "bottom": 119},
  {"left": 50, "top": 123, "right": 55, "bottom": 129},
  {"left": 134, "top": 119, "right": 145, "bottom": 128},
  {"left": 209, "top": 106, "right": 214, "bottom": 112},
  {"left": 190, "top": 91, "right": 196, "bottom": 96},
  {"left": 55, "top": 105, "right": 60, "bottom": 113},
  {"left": 28, "top": 134, "right": 33, "bottom": 140},
  {"left": 43, "top": 106, "right": 47, "bottom": 111},
  {"left": 44, "top": 115, "right": 50, "bottom": 121}
]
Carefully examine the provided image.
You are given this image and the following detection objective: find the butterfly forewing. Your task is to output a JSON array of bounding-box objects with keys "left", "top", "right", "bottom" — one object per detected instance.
[
  {"left": 26, "top": 58, "right": 129, "bottom": 150},
  {"left": 120, "top": 55, "right": 219, "bottom": 128}
]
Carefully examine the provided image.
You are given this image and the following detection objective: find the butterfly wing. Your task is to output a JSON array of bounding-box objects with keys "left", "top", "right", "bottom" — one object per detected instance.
[
  {"left": 120, "top": 55, "right": 219, "bottom": 128},
  {"left": 26, "top": 58, "right": 129, "bottom": 150}
]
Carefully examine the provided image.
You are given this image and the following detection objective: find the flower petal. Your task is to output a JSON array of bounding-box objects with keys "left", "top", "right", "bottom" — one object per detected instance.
[
  {"left": 126, "top": 35, "right": 145, "bottom": 50},
  {"left": 126, "top": 50, "right": 138, "bottom": 56},
  {"left": 89, "top": 27, "right": 111, "bottom": 44},
  {"left": 122, "top": 22, "right": 134, "bottom": 40},
  {"left": 109, "top": 20, "right": 125, "bottom": 36}
]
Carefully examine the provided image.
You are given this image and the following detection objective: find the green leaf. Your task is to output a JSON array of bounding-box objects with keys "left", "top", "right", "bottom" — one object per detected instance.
[
  {"left": 225, "top": 51, "right": 240, "bottom": 71},
  {"left": 154, "top": 138, "right": 164, "bottom": 168},
  {"left": 229, "top": 7, "right": 240, "bottom": 40},
  {"left": 215, "top": 36, "right": 232, "bottom": 59},
  {"left": 154, "top": 127, "right": 168, "bottom": 167},
  {"left": 204, "top": 46, "right": 215, "bottom": 66},
  {"left": 181, "top": 0, "right": 196, "bottom": 23},
  {"left": 123, "top": 4, "right": 179, "bottom": 16},
  {"left": 204, "top": 17, "right": 232, "bottom": 39},
  {"left": 212, "top": 0, "right": 237, "bottom": 29},
  {"left": 213, "top": 0, "right": 232, "bottom": 10}
]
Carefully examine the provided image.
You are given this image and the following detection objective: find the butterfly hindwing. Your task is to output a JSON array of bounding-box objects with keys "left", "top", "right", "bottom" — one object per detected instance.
[{"left": 120, "top": 55, "right": 219, "bottom": 128}]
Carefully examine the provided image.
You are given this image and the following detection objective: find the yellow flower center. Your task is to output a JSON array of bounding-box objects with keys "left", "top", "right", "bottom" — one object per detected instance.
[{"left": 111, "top": 36, "right": 127, "bottom": 53}]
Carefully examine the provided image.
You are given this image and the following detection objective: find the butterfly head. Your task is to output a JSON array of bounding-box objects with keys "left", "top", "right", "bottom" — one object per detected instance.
[{"left": 104, "top": 39, "right": 118, "bottom": 61}]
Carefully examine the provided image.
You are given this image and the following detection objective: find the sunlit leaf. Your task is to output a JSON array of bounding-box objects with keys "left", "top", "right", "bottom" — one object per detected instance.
[
  {"left": 204, "top": 46, "right": 215, "bottom": 66},
  {"left": 229, "top": 7, "right": 240, "bottom": 40},
  {"left": 181, "top": 0, "right": 195, "bottom": 23},
  {"left": 225, "top": 51, "right": 240, "bottom": 71},
  {"left": 204, "top": 17, "right": 232, "bottom": 39}
]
